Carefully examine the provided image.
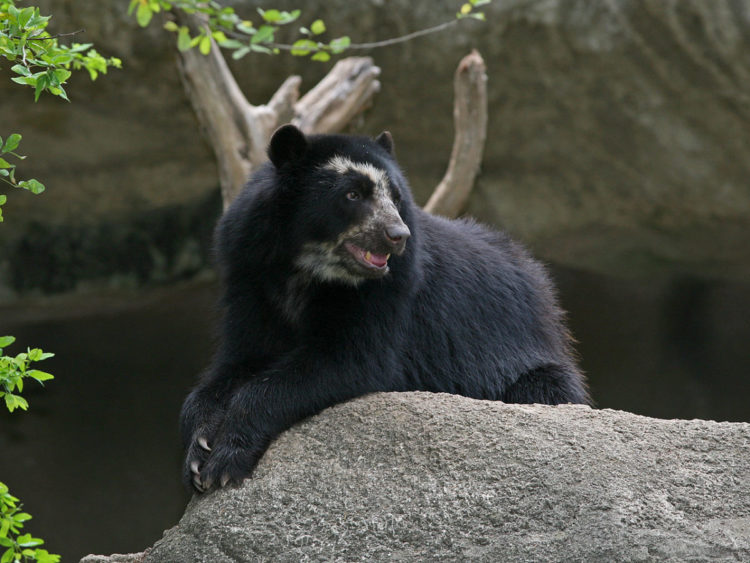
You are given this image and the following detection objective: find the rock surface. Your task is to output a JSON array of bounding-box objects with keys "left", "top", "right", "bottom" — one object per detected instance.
[
  {"left": 81, "top": 392, "right": 750, "bottom": 562},
  {"left": 4, "top": 0, "right": 750, "bottom": 300}
]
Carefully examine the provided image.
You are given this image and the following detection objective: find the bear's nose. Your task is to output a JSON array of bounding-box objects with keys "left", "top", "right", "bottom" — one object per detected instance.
[{"left": 384, "top": 223, "right": 411, "bottom": 251}]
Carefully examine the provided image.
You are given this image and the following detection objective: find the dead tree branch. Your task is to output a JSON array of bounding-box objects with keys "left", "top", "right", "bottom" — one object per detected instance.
[
  {"left": 174, "top": 12, "right": 381, "bottom": 208},
  {"left": 175, "top": 13, "right": 486, "bottom": 215},
  {"left": 423, "top": 50, "right": 488, "bottom": 217}
]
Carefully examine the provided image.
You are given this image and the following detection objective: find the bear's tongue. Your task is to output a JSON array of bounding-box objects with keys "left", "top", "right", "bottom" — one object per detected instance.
[{"left": 364, "top": 250, "right": 388, "bottom": 268}]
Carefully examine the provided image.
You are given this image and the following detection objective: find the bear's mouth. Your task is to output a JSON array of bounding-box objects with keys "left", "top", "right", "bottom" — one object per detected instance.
[{"left": 344, "top": 242, "right": 390, "bottom": 272}]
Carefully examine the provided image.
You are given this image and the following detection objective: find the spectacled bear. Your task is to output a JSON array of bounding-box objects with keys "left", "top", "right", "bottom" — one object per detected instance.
[{"left": 181, "top": 124, "right": 589, "bottom": 492}]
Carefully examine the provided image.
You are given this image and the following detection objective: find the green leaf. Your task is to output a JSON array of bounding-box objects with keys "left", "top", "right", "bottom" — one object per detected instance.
[
  {"left": 236, "top": 21, "right": 254, "bottom": 35},
  {"left": 217, "top": 39, "right": 245, "bottom": 50},
  {"left": 258, "top": 8, "right": 281, "bottom": 23},
  {"left": 211, "top": 31, "right": 227, "bottom": 43},
  {"left": 311, "top": 51, "right": 331, "bottom": 62},
  {"left": 163, "top": 20, "right": 178, "bottom": 32},
  {"left": 34, "top": 550, "right": 61, "bottom": 563},
  {"left": 0, "top": 336, "right": 15, "bottom": 349},
  {"left": 282, "top": 10, "right": 301, "bottom": 24},
  {"left": 328, "top": 36, "right": 351, "bottom": 54},
  {"left": 17, "top": 7, "right": 35, "bottom": 29},
  {"left": 53, "top": 69, "right": 72, "bottom": 84},
  {"left": 251, "top": 25, "right": 274, "bottom": 45},
  {"left": 14, "top": 512, "right": 32, "bottom": 523},
  {"left": 290, "top": 39, "right": 318, "bottom": 56},
  {"left": 5, "top": 394, "right": 29, "bottom": 413},
  {"left": 16, "top": 533, "right": 43, "bottom": 547},
  {"left": 10, "top": 65, "right": 30, "bottom": 77},
  {"left": 2, "top": 134, "right": 21, "bottom": 154},
  {"left": 175, "top": 26, "right": 191, "bottom": 52},
  {"left": 27, "top": 348, "right": 43, "bottom": 361},
  {"left": 27, "top": 370, "right": 54, "bottom": 382},
  {"left": 310, "top": 19, "right": 326, "bottom": 35},
  {"left": 10, "top": 76, "right": 37, "bottom": 87},
  {"left": 231, "top": 47, "right": 251, "bottom": 60},
  {"left": 136, "top": 3, "right": 153, "bottom": 27},
  {"left": 34, "top": 74, "right": 48, "bottom": 102},
  {"left": 0, "top": 547, "right": 13, "bottom": 563},
  {"left": 0, "top": 158, "right": 12, "bottom": 169},
  {"left": 199, "top": 35, "right": 211, "bottom": 55},
  {"left": 18, "top": 179, "right": 45, "bottom": 194},
  {"left": 51, "top": 84, "right": 70, "bottom": 102}
]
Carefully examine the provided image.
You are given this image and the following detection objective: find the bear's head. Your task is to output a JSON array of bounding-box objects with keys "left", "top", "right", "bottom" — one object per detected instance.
[{"left": 267, "top": 124, "right": 413, "bottom": 285}]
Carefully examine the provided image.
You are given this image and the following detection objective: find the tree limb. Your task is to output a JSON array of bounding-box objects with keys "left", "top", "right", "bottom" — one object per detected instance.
[
  {"left": 293, "top": 57, "right": 381, "bottom": 134},
  {"left": 423, "top": 50, "right": 488, "bottom": 218},
  {"left": 174, "top": 12, "right": 381, "bottom": 208},
  {"left": 175, "top": 13, "right": 485, "bottom": 215}
]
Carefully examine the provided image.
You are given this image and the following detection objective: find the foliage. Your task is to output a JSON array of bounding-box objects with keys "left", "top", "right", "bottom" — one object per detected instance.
[
  {"left": 0, "top": 338, "right": 57, "bottom": 562},
  {"left": 129, "top": 0, "right": 491, "bottom": 62},
  {"left": 0, "top": 336, "right": 54, "bottom": 414},
  {"left": 0, "top": 0, "right": 122, "bottom": 101},
  {"left": 0, "top": 133, "right": 44, "bottom": 222},
  {"left": 0, "top": 482, "right": 59, "bottom": 563}
]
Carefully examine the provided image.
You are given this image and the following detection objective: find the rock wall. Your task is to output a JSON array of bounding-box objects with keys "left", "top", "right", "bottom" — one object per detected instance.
[
  {"left": 3, "top": 0, "right": 750, "bottom": 300},
  {"left": 81, "top": 392, "right": 750, "bottom": 562}
]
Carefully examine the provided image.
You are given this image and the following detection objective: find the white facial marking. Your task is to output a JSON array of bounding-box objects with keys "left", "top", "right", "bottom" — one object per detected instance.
[
  {"left": 324, "top": 155, "right": 389, "bottom": 197},
  {"left": 323, "top": 154, "right": 401, "bottom": 236},
  {"left": 294, "top": 240, "right": 364, "bottom": 286}
]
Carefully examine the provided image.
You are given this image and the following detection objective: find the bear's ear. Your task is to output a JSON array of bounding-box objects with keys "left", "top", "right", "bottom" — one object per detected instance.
[
  {"left": 375, "top": 131, "right": 395, "bottom": 156},
  {"left": 268, "top": 124, "right": 308, "bottom": 169}
]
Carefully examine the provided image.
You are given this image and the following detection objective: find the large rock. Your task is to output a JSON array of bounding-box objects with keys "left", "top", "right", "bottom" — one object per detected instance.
[
  {"left": 3, "top": 0, "right": 750, "bottom": 299},
  {"left": 82, "top": 392, "right": 750, "bottom": 562}
]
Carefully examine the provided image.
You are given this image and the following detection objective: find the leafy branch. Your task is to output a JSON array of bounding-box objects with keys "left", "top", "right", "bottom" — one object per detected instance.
[
  {"left": 0, "top": 482, "right": 59, "bottom": 563},
  {"left": 0, "top": 134, "right": 45, "bottom": 223},
  {"left": 1, "top": 0, "right": 122, "bottom": 101},
  {"left": 129, "top": 0, "right": 491, "bottom": 62},
  {"left": 0, "top": 336, "right": 57, "bottom": 562},
  {"left": 0, "top": 336, "right": 54, "bottom": 414}
]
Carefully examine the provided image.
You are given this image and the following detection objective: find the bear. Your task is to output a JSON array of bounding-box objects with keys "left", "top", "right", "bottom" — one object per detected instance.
[{"left": 180, "top": 124, "right": 589, "bottom": 492}]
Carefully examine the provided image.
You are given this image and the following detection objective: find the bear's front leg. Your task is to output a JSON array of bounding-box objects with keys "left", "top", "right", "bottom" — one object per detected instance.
[
  {"left": 193, "top": 353, "right": 385, "bottom": 492},
  {"left": 180, "top": 367, "right": 247, "bottom": 492}
]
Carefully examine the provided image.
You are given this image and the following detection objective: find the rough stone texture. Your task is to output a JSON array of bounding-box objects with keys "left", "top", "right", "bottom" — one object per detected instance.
[
  {"left": 4, "top": 0, "right": 750, "bottom": 299},
  {"left": 82, "top": 392, "right": 750, "bottom": 563}
]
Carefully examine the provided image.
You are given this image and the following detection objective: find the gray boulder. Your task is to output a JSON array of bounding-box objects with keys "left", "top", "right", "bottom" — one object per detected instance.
[{"left": 82, "top": 392, "right": 750, "bottom": 562}]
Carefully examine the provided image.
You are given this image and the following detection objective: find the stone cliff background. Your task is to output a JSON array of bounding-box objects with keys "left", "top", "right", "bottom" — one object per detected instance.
[
  {"left": 3, "top": 0, "right": 750, "bottom": 297},
  {"left": 1, "top": 1, "right": 750, "bottom": 560}
]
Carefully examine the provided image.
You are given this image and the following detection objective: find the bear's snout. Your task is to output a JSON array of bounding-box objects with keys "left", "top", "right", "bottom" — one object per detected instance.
[{"left": 384, "top": 222, "right": 410, "bottom": 255}]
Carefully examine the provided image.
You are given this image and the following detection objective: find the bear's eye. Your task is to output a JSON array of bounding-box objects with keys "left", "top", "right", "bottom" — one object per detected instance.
[{"left": 346, "top": 191, "right": 361, "bottom": 201}]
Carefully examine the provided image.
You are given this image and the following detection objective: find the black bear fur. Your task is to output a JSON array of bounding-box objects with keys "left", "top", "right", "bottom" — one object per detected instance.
[{"left": 181, "top": 125, "right": 589, "bottom": 492}]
